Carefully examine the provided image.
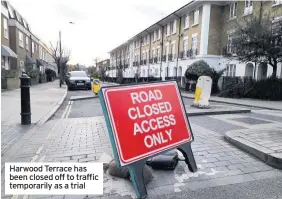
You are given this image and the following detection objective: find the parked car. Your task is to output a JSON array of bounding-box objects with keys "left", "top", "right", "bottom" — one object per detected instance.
[{"left": 67, "top": 71, "right": 91, "bottom": 90}]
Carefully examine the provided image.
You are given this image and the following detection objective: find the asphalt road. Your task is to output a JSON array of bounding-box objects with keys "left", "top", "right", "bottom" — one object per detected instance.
[
  {"left": 49, "top": 82, "right": 282, "bottom": 199},
  {"left": 51, "top": 82, "right": 241, "bottom": 120},
  {"left": 159, "top": 177, "right": 282, "bottom": 199}
]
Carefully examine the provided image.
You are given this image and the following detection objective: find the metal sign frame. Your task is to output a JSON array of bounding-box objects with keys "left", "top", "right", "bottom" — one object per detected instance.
[{"left": 98, "top": 80, "right": 197, "bottom": 199}]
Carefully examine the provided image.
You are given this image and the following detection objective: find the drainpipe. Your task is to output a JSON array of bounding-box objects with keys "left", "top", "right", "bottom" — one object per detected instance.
[
  {"left": 175, "top": 14, "right": 181, "bottom": 83},
  {"left": 159, "top": 25, "right": 164, "bottom": 80},
  {"left": 147, "top": 31, "right": 151, "bottom": 81},
  {"left": 139, "top": 37, "right": 142, "bottom": 81}
]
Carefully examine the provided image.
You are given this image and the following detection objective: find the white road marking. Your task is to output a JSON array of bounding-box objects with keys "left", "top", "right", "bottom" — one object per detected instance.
[
  {"left": 65, "top": 101, "right": 73, "bottom": 119},
  {"left": 16, "top": 102, "right": 68, "bottom": 199}
]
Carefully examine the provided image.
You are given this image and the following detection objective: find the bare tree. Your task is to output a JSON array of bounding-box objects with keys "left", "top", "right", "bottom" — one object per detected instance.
[
  {"left": 50, "top": 41, "right": 71, "bottom": 84},
  {"left": 226, "top": 14, "right": 282, "bottom": 78}
]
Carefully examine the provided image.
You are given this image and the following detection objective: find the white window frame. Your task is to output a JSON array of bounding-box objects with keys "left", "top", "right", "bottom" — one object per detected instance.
[
  {"left": 32, "top": 42, "right": 35, "bottom": 53},
  {"left": 157, "top": 47, "right": 161, "bottom": 62},
  {"left": 172, "top": 20, "right": 177, "bottom": 34},
  {"left": 229, "top": 2, "right": 237, "bottom": 19},
  {"left": 244, "top": 0, "right": 253, "bottom": 15},
  {"left": 226, "top": 64, "right": 236, "bottom": 77},
  {"left": 193, "top": 9, "right": 199, "bottom": 26},
  {"left": 147, "top": 35, "right": 150, "bottom": 44},
  {"left": 184, "top": 14, "right": 189, "bottom": 29},
  {"left": 7, "top": 4, "right": 15, "bottom": 18},
  {"left": 154, "top": 68, "right": 158, "bottom": 76},
  {"left": 158, "top": 28, "right": 161, "bottom": 40},
  {"left": 3, "top": 18, "right": 8, "bottom": 39},
  {"left": 166, "top": 23, "right": 170, "bottom": 36},
  {"left": 26, "top": 36, "right": 29, "bottom": 50},
  {"left": 192, "top": 35, "right": 197, "bottom": 56},
  {"left": 19, "top": 31, "right": 24, "bottom": 48},
  {"left": 154, "top": 31, "right": 157, "bottom": 42},
  {"left": 183, "top": 37, "right": 188, "bottom": 57}
]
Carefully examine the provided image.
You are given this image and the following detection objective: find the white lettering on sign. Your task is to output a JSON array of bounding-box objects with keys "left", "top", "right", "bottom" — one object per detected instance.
[
  {"left": 130, "top": 90, "right": 162, "bottom": 104},
  {"left": 128, "top": 89, "right": 177, "bottom": 148}
]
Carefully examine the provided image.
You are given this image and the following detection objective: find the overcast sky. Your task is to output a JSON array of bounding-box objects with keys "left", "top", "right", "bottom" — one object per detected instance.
[{"left": 9, "top": 0, "right": 189, "bottom": 66}]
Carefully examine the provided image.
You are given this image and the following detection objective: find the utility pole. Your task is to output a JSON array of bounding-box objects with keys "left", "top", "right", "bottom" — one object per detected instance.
[{"left": 59, "top": 30, "right": 62, "bottom": 87}]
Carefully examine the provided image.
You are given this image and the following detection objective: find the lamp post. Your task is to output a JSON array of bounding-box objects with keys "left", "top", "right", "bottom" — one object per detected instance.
[{"left": 59, "top": 21, "right": 75, "bottom": 88}]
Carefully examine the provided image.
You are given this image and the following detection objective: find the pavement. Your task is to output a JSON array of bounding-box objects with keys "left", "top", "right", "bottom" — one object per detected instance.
[
  {"left": 225, "top": 128, "right": 282, "bottom": 169},
  {"left": 2, "top": 81, "right": 282, "bottom": 199},
  {"left": 181, "top": 92, "right": 282, "bottom": 110},
  {"left": 1, "top": 80, "right": 67, "bottom": 159}
]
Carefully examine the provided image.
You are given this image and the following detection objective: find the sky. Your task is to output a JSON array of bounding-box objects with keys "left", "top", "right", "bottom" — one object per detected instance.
[{"left": 9, "top": 0, "right": 190, "bottom": 66}]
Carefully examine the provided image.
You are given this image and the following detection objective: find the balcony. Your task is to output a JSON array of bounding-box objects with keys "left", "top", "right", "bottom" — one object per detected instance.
[
  {"left": 168, "top": 54, "right": 173, "bottom": 61},
  {"left": 153, "top": 57, "right": 157, "bottom": 63},
  {"left": 186, "top": 48, "right": 197, "bottom": 58},
  {"left": 179, "top": 51, "right": 184, "bottom": 59}
]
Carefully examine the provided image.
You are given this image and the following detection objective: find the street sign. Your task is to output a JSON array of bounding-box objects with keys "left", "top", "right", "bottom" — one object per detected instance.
[
  {"left": 99, "top": 81, "right": 197, "bottom": 199},
  {"left": 92, "top": 78, "right": 100, "bottom": 95},
  {"left": 100, "top": 81, "right": 192, "bottom": 166}
]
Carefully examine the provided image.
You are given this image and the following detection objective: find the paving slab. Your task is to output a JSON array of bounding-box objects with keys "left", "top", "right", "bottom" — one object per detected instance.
[
  {"left": 1, "top": 80, "right": 67, "bottom": 156},
  {"left": 225, "top": 128, "right": 282, "bottom": 169}
]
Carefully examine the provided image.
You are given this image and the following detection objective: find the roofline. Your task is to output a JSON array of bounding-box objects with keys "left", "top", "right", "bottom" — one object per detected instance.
[
  {"left": 109, "top": 0, "right": 231, "bottom": 53},
  {"left": 109, "top": 0, "right": 196, "bottom": 53}
]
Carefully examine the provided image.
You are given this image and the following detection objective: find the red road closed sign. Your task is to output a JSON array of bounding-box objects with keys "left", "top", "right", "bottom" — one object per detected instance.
[{"left": 101, "top": 81, "right": 193, "bottom": 166}]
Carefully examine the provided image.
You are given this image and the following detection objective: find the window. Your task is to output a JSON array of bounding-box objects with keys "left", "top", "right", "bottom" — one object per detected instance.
[
  {"left": 26, "top": 36, "right": 29, "bottom": 50},
  {"left": 244, "top": 0, "right": 253, "bottom": 15},
  {"left": 227, "top": 34, "right": 236, "bottom": 54},
  {"left": 147, "top": 35, "right": 150, "bottom": 44},
  {"left": 157, "top": 48, "right": 161, "bottom": 62},
  {"left": 172, "top": 20, "right": 177, "bottom": 34},
  {"left": 155, "top": 68, "right": 158, "bottom": 76},
  {"left": 183, "top": 38, "right": 188, "bottom": 56},
  {"left": 166, "top": 23, "right": 170, "bottom": 36},
  {"left": 184, "top": 14, "right": 189, "bottom": 29},
  {"left": 22, "top": 19, "right": 27, "bottom": 28},
  {"left": 193, "top": 9, "right": 199, "bottom": 25},
  {"left": 226, "top": 64, "right": 236, "bottom": 77},
  {"left": 229, "top": 2, "right": 237, "bottom": 19},
  {"left": 32, "top": 42, "right": 35, "bottom": 53},
  {"left": 3, "top": 18, "right": 8, "bottom": 39},
  {"left": 7, "top": 4, "right": 15, "bottom": 18},
  {"left": 154, "top": 31, "right": 157, "bottom": 42},
  {"left": 19, "top": 31, "right": 24, "bottom": 47},
  {"left": 153, "top": 49, "right": 156, "bottom": 58},
  {"left": 171, "top": 43, "right": 175, "bottom": 59},
  {"left": 142, "top": 69, "right": 145, "bottom": 76},
  {"left": 192, "top": 36, "right": 197, "bottom": 55},
  {"left": 158, "top": 28, "right": 161, "bottom": 40}
]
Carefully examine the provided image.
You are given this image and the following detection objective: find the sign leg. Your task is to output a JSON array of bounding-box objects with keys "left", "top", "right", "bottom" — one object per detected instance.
[
  {"left": 178, "top": 143, "right": 197, "bottom": 172},
  {"left": 128, "top": 160, "right": 148, "bottom": 199}
]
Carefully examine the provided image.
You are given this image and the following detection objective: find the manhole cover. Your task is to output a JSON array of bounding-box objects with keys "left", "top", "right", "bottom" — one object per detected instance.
[{"left": 232, "top": 117, "right": 272, "bottom": 125}]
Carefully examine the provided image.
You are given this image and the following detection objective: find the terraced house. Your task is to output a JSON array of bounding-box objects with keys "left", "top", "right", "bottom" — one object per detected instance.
[
  {"left": 107, "top": 0, "right": 282, "bottom": 85},
  {"left": 1, "top": 1, "right": 57, "bottom": 89}
]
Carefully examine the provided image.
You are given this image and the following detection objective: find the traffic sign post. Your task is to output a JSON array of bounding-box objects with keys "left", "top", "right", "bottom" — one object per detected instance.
[{"left": 99, "top": 81, "right": 197, "bottom": 198}]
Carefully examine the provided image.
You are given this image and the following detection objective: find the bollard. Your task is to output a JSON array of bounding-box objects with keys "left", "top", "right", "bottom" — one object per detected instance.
[{"left": 20, "top": 73, "right": 31, "bottom": 125}]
